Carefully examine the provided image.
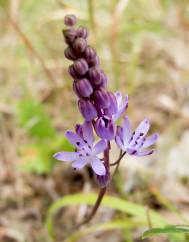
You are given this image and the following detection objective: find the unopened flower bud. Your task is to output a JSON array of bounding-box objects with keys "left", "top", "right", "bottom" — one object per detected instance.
[
  {"left": 104, "top": 92, "right": 118, "bottom": 116},
  {"left": 89, "top": 55, "right": 100, "bottom": 67},
  {"left": 85, "top": 46, "right": 96, "bottom": 63},
  {"left": 74, "top": 58, "right": 89, "bottom": 75},
  {"left": 76, "top": 26, "right": 88, "bottom": 39},
  {"left": 78, "top": 99, "right": 97, "bottom": 121},
  {"left": 62, "top": 28, "right": 76, "bottom": 45},
  {"left": 94, "top": 116, "right": 115, "bottom": 140},
  {"left": 100, "top": 71, "right": 107, "bottom": 89},
  {"left": 73, "top": 37, "right": 87, "bottom": 53},
  {"left": 68, "top": 65, "right": 80, "bottom": 79},
  {"left": 64, "top": 14, "right": 77, "bottom": 26},
  {"left": 96, "top": 165, "right": 110, "bottom": 187},
  {"left": 74, "top": 78, "right": 93, "bottom": 97},
  {"left": 88, "top": 67, "right": 102, "bottom": 85},
  {"left": 64, "top": 47, "right": 78, "bottom": 60},
  {"left": 94, "top": 89, "right": 110, "bottom": 109}
]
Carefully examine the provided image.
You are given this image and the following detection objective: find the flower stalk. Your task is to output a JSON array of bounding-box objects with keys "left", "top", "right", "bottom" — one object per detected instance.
[{"left": 53, "top": 14, "right": 159, "bottom": 231}]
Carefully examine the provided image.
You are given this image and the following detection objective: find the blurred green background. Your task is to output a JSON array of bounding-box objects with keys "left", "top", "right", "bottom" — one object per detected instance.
[{"left": 0, "top": 0, "right": 189, "bottom": 241}]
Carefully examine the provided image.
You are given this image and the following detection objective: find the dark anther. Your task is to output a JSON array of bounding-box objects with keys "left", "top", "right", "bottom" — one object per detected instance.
[
  {"left": 84, "top": 139, "right": 88, "bottom": 143},
  {"left": 79, "top": 154, "right": 82, "bottom": 157},
  {"left": 76, "top": 142, "right": 80, "bottom": 145},
  {"left": 140, "top": 133, "right": 144, "bottom": 136},
  {"left": 86, "top": 153, "right": 89, "bottom": 156}
]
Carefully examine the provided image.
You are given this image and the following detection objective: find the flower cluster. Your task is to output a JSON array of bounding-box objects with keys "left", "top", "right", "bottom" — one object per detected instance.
[{"left": 54, "top": 14, "right": 158, "bottom": 187}]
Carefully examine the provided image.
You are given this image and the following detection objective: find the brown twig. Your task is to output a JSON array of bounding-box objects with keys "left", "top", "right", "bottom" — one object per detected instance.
[{"left": 6, "top": 11, "right": 56, "bottom": 85}]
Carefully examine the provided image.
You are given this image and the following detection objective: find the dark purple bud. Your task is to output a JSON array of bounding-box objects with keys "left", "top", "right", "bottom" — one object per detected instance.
[
  {"left": 68, "top": 65, "right": 80, "bottom": 79},
  {"left": 73, "top": 80, "right": 81, "bottom": 97},
  {"left": 94, "top": 116, "right": 115, "bottom": 140},
  {"left": 64, "top": 14, "right": 77, "bottom": 26},
  {"left": 96, "top": 165, "right": 110, "bottom": 187},
  {"left": 89, "top": 55, "right": 100, "bottom": 67},
  {"left": 88, "top": 67, "right": 102, "bottom": 86},
  {"left": 73, "top": 38, "right": 87, "bottom": 53},
  {"left": 104, "top": 92, "right": 118, "bottom": 116},
  {"left": 76, "top": 26, "right": 88, "bottom": 39},
  {"left": 94, "top": 89, "right": 110, "bottom": 109},
  {"left": 73, "top": 58, "right": 89, "bottom": 75},
  {"left": 78, "top": 99, "right": 97, "bottom": 121},
  {"left": 100, "top": 71, "right": 108, "bottom": 89},
  {"left": 74, "top": 78, "right": 93, "bottom": 97},
  {"left": 85, "top": 46, "right": 96, "bottom": 63},
  {"left": 62, "top": 28, "right": 76, "bottom": 45},
  {"left": 64, "top": 47, "right": 78, "bottom": 60}
]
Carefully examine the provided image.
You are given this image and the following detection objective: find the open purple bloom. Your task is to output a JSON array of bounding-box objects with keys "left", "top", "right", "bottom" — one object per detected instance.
[
  {"left": 53, "top": 122, "right": 107, "bottom": 175},
  {"left": 113, "top": 92, "right": 128, "bottom": 121},
  {"left": 115, "top": 116, "right": 158, "bottom": 156}
]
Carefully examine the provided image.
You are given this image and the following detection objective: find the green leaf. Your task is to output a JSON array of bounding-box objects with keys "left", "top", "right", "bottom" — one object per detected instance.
[
  {"left": 16, "top": 96, "right": 56, "bottom": 139},
  {"left": 46, "top": 193, "right": 167, "bottom": 237},
  {"left": 142, "top": 225, "right": 189, "bottom": 239},
  {"left": 64, "top": 219, "right": 144, "bottom": 242}
]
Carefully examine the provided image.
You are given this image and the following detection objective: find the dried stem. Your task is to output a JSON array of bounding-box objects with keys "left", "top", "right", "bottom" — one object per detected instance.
[
  {"left": 6, "top": 11, "right": 56, "bottom": 85},
  {"left": 88, "top": 0, "right": 96, "bottom": 33}
]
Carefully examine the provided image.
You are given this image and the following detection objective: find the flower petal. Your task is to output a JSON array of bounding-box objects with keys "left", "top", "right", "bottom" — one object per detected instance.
[
  {"left": 65, "top": 130, "right": 85, "bottom": 148},
  {"left": 72, "top": 158, "right": 88, "bottom": 169},
  {"left": 91, "top": 157, "right": 106, "bottom": 175},
  {"left": 135, "top": 149, "right": 154, "bottom": 156},
  {"left": 82, "top": 121, "right": 94, "bottom": 146},
  {"left": 115, "top": 135, "right": 125, "bottom": 150},
  {"left": 142, "top": 133, "right": 159, "bottom": 149},
  {"left": 53, "top": 151, "right": 78, "bottom": 161},
  {"left": 135, "top": 118, "right": 150, "bottom": 136},
  {"left": 122, "top": 116, "right": 132, "bottom": 145},
  {"left": 113, "top": 93, "right": 128, "bottom": 121},
  {"left": 92, "top": 140, "right": 107, "bottom": 155}
]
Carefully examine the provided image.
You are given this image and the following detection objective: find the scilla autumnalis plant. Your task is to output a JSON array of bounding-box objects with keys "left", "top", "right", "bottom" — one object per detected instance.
[{"left": 53, "top": 14, "right": 158, "bottom": 228}]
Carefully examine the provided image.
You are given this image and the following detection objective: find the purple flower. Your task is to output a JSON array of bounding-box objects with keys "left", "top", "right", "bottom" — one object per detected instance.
[
  {"left": 53, "top": 122, "right": 107, "bottom": 175},
  {"left": 115, "top": 116, "right": 158, "bottom": 156},
  {"left": 113, "top": 92, "right": 128, "bottom": 121},
  {"left": 94, "top": 116, "right": 115, "bottom": 140}
]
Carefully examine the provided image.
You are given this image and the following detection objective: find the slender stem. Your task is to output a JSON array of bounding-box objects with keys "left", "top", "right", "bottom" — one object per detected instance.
[
  {"left": 110, "top": 151, "right": 126, "bottom": 166},
  {"left": 73, "top": 187, "right": 107, "bottom": 230},
  {"left": 73, "top": 143, "right": 110, "bottom": 229}
]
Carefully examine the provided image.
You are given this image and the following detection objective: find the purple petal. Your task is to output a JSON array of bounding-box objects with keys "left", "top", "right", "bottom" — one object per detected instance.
[
  {"left": 92, "top": 140, "right": 107, "bottom": 155},
  {"left": 65, "top": 130, "right": 85, "bottom": 148},
  {"left": 113, "top": 94, "right": 128, "bottom": 121},
  {"left": 142, "top": 133, "right": 159, "bottom": 149},
  {"left": 122, "top": 116, "right": 132, "bottom": 145},
  {"left": 91, "top": 157, "right": 105, "bottom": 175},
  {"left": 82, "top": 121, "right": 94, "bottom": 146},
  {"left": 135, "top": 149, "right": 154, "bottom": 156},
  {"left": 135, "top": 118, "right": 150, "bottom": 136},
  {"left": 114, "top": 91, "right": 122, "bottom": 107},
  {"left": 72, "top": 158, "right": 88, "bottom": 169},
  {"left": 115, "top": 135, "right": 124, "bottom": 150},
  {"left": 53, "top": 152, "right": 78, "bottom": 161}
]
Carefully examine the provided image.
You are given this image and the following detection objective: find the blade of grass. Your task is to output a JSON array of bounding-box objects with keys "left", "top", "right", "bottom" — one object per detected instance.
[
  {"left": 143, "top": 225, "right": 189, "bottom": 239},
  {"left": 46, "top": 193, "right": 168, "bottom": 237}
]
